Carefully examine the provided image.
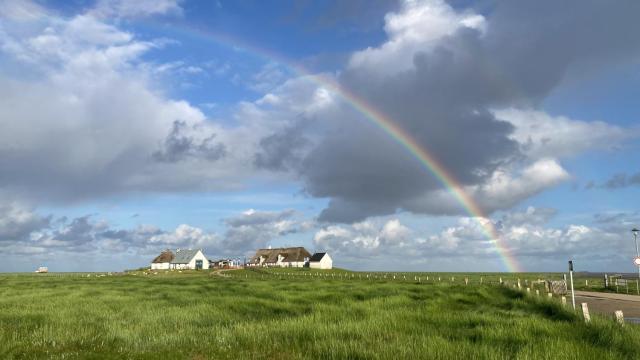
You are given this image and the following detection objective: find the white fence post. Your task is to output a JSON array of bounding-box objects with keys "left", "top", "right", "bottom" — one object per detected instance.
[
  {"left": 581, "top": 303, "right": 591, "bottom": 323},
  {"left": 614, "top": 310, "right": 624, "bottom": 326}
]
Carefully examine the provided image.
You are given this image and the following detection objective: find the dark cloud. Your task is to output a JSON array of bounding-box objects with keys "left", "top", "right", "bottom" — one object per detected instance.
[
  {"left": 254, "top": 121, "right": 309, "bottom": 172},
  {"left": 0, "top": 203, "right": 51, "bottom": 241},
  {"left": 152, "top": 120, "right": 227, "bottom": 163},
  {"left": 601, "top": 172, "right": 640, "bottom": 189},
  {"left": 255, "top": 0, "right": 640, "bottom": 223}
]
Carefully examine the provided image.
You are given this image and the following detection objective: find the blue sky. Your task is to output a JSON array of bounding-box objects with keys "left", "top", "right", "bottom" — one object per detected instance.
[{"left": 0, "top": 0, "right": 639, "bottom": 273}]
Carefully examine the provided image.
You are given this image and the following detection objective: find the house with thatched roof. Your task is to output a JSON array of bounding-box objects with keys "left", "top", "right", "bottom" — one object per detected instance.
[
  {"left": 248, "top": 247, "right": 311, "bottom": 268},
  {"left": 151, "top": 249, "right": 174, "bottom": 270},
  {"left": 150, "top": 249, "right": 210, "bottom": 270}
]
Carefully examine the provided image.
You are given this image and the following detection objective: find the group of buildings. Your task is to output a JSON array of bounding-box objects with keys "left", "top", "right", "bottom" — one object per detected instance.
[{"left": 150, "top": 246, "right": 332, "bottom": 270}]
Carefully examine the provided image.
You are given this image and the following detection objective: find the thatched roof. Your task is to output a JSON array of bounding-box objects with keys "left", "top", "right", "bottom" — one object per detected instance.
[
  {"left": 249, "top": 247, "right": 311, "bottom": 264},
  {"left": 152, "top": 250, "right": 174, "bottom": 264}
]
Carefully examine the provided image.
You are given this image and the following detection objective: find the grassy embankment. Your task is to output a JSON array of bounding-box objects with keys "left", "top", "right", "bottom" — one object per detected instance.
[{"left": 1, "top": 269, "right": 638, "bottom": 359}]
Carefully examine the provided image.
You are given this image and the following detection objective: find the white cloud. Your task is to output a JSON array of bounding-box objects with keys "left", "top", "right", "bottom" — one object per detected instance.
[
  {"left": 0, "top": 7, "right": 265, "bottom": 202},
  {"left": 404, "top": 159, "right": 570, "bottom": 215},
  {"left": 149, "top": 224, "right": 219, "bottom": 248},
  {"left": 0, "top": 0, "right": 49, "bottom": 21},
  {"left": 495, "top": 108, "right": 632, "bottom": 159},
  {"left": 90, "top": 0, "right": 182, "bottom": 19},
  {"left": 349, "top": 0, "right": 486, "bottom": 74},
  {"left": 314, "top": 218, "right": 414, "bottom": 257},
  {"left": 312, "top": 206, "right": 633, "bottom": 271}
]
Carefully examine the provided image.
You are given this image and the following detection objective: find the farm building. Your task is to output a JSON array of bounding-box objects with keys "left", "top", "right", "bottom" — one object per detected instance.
[
  {"left": 150, "top": 249, "right": 210, "bottom": 270},
  {"left": 211, "top": 258, "right": 243, "bottom": 269},
  {"left": 248, "top": 247, "right": 311, "bottom": 268},
  {"left": 309, "top": 252, "right": 332, "bottom": 269},
  {"left": 151, "top": 250, "right": 174, "bottom": 270}
]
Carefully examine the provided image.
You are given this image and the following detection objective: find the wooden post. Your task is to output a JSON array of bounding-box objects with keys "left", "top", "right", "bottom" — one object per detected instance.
[
  {"left": 536, "top": 289, "right": 540, "bottom": 296},
  {"left": 614, "top": 310, "right": 624, "bottom": 326},
  {"left": 526, "top": 287, "right": 530, "bottom": 293},
  {"left": 585, "top": 279, "right": 588, "bottom": 287},
  {"left": 581, "top": 303, "right": 591, "bottom": 323},
  {"left": 438, "top": 277, "right": 441, "bottom": 282},
  {"left": 561, "top": 296, "right": 566, "bottom": 306},
  {"left": 547, "top": 293, "right": 552, "bottom": 299},
  {"left": 499, "top": 277, "right": 503, "bottom": 285},
  {"left": 480, "top": 277, "right": 483, "bottom": 284},
  {"left": 517, "top": 279, "right": 521, "bottom": 289},
  {"left": 465, "top": 277, "right": 468, "bottom": 285}
]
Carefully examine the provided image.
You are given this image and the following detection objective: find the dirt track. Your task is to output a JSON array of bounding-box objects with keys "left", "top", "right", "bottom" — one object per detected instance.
[{"left": 573, "top": 291, "right": 640, "bottom": 324}]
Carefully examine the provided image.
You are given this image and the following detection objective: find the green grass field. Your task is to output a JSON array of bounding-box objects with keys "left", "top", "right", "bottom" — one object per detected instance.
[{"left": 1, "top": 270, "right": 639, "bottom": 359}]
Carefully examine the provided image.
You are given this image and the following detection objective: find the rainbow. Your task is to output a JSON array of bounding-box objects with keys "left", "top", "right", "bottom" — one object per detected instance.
[{"left": 140, "top": 21, "right": 522, "bottom": 272}]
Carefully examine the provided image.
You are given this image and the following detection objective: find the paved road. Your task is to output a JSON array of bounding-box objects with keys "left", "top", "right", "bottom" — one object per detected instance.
[{"left": 573, "top": 291, "right": 640, "bottom": 324}]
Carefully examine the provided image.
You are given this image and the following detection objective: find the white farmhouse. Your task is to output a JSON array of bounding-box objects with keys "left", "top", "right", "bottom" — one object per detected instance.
[
  {"left": 150, "top": 249, "right": 210, "bottom": 270},
  {"left": 170, "top": 249, "right": 209, "bottom": 270},
  {"left": 309, "top": 252, "right": 332, "bottom": 269},
  {"left": 248, "top": 247, "right": 311, "bottom": 268},
  {"left": 151, "top": 250, "right": 174, "bottom": 270}
]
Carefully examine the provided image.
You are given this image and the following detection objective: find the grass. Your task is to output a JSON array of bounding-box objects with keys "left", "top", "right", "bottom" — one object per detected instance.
[{"left": 1, "top": 270, "right": 639, "bottom": 359}]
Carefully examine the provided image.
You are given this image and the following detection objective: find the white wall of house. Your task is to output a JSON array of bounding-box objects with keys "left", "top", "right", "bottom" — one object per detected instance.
[
  {"left": 169, "top": 250, "right": 210, "bottom": 270},
  {"left": 151, "top": 262, "right": 170, "bottom": 270},
  {"left": 187, "top": 250, "right": 210, "bottom": 270},
  {"left": 310, "top": 254, "right": 332, "bottom": 269}
]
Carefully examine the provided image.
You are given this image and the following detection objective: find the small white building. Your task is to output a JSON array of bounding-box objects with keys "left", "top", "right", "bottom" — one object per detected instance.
[
  {"left": 150, "top": 249, "right": 210, "bottom": 270},
  {"left": 151, "top": 250, "right": 174, "bottom": 270},
  {"left": 309, "top": 252, "right": 332, "bottom": 269}
]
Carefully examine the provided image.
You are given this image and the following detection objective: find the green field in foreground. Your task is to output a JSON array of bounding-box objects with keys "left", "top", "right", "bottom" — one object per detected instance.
[{"left": 1, "top": 270, "right": 639, "bottom": 359}]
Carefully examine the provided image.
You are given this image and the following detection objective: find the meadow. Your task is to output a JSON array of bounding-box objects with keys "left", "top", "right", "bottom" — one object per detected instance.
[{"left": 1, "top": 269, "right": 639, "bottom": 359}]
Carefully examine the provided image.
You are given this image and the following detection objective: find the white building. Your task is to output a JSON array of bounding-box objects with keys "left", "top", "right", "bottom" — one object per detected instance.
[
  {"left": 248, "top": 247, "right": 311, "bottom": 268},
  {"left": 309, "top": 252, "right": 333, "bottom": 269},
  {"left": 150, "top": 249, "right": 210, "bottom": 270},
  {"left": 170, "top": 249, "right": 209, "bottom": 270},
  {"left": 151, "top": 250, "right": 173, "bottom": 270}
]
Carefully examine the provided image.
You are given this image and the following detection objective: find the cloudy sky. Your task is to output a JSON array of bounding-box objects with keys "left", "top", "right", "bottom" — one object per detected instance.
[{"left": 1, "top": 0, "right": 639, "bottom": 272}]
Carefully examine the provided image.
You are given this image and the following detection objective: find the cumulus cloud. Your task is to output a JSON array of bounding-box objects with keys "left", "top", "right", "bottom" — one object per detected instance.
[
  {"left": 0, "top": 3, "right": 265, "bottom": 203},
  {"left": 252, "top": 0, "right": 640, "bottom": 222},
  {"left": 222, "top": 209, "right": 314, "bottom": 253},
  {"left": 0, "top": 205, "right": 312, "bottom": 261},
  {"left": 0, "top": 202, "right": 50, "bottom": 241},
  {"left": 313, "top": 206, "right": 636, "bottom": 270},
  {"left": 495, "top": 109, "right": 632, "bottom": 159},
  {"left": 314, "top": 218, "right": 414, "bottom": 258}
]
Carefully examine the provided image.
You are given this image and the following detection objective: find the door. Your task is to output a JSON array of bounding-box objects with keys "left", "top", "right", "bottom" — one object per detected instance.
[{"left": 195, "top": 259, "right": 203, "bottom": 270}]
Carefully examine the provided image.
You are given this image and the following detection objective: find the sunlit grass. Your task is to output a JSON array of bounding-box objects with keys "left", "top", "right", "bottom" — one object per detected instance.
[{"left": 0, "top": 271, "right": 638, "bottom": 359}]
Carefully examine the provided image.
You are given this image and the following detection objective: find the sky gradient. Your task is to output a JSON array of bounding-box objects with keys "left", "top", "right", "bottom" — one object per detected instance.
[{"left": 1, "top": 0, "right": 639, "bottom": 272}]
